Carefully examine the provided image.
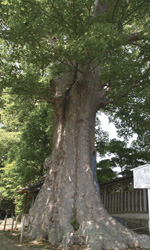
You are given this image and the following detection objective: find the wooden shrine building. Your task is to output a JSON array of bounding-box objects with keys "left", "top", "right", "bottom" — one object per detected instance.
[{"left": 18, "top": 177, "right": 44, "bottom": 214}]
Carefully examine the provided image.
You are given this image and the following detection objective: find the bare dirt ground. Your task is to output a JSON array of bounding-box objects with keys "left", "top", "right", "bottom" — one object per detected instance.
[
  {"left": 0, "top": 230, "right": 86, "bottom": 250},
  {"left": 0, "top": 220, "right": 150, "bottom": 250},
  {"left": 0, "top": 232, "right": 38, "bottom": 250},
  {"left": 0, "top": 220, "right": 56, "bottom": 250},
  {"left": 0, "top": 230, "right": 150, "bottom": 250},
  {"left": 0, "top": 230, "right": 49, "bottom": 250}
]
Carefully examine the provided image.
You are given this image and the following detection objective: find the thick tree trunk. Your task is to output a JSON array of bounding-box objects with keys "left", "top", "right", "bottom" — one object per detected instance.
[{"left": 29, "top": 67, "right": 150, "bottom": 249}]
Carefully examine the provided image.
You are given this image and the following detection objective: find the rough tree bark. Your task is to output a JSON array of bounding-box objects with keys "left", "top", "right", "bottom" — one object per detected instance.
[{"left": 29, "top": 66, "right": 150, "bottom": 249}]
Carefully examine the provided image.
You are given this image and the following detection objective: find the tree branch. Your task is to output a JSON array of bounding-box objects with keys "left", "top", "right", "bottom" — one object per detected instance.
[
  {"left": 23, "top": 0, "right": 52, "bottom": 19},
  {"left": 104, "top": 67, "right": 150, "bottom": 107},
  {"left": 128, "top": 32, "right": 143, "bottom": 44},
  {"left": 85, "top": 0, "right": 94, "bottom": 18},
  {"left": 93, "top": 0, "right": 107, "bottom": 16},
  {"left": 2, "top": 89, "right": 53, "bottom": 104},
  {"left": 111, "top": 0, "right": 120, "bottom": 24},
  {"left": 49, "top": 0, "right": 77, "bottom": 34},
  {"left": 119, "top": 1, "right": 148, "bottom": 29}
]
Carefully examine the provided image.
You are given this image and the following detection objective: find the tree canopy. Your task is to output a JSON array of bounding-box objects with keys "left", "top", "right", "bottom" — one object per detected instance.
[
  {"left": 1, "top": 0, "right": 149, "bottom": 137},
  {"left": 1, "top": 0, "right": 150, "bottom": 98},
  {"left": 1, "top": 1, "right": 149, "bottom": 141}
]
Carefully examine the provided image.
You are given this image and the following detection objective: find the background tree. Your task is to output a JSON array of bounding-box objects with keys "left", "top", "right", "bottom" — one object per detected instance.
[
  {"left": 1, "top": 0, "right": 150, "bottom": 249},
  {"left": 96, "top": 138, "right": 150, "bottom": 183},
  {"left": 0, "top": 93, "right": 53, "bottom": 215},
  {"left": 96, "top": 111, "right": 150, "bottom": 183}
]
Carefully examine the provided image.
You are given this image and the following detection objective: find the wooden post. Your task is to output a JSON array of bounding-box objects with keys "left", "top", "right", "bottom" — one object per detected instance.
[
  {"left": 15, "top": 215, "right": 19, "bottom": 229},
  {"left": 112, "top": 194, "right": 114, "bottom": 212},
  {"left": 109, "top": 194, "right": 111, "bottom": 212},
  {"left": 128, "top": 191, "right": 130, "bottom": 212},
  {"left": 112, "top": 186, "right": 114, "bottom": 212},
  {"left": 3, "top": 215, "right": 7, "bottom": 231},
  {"left": 125, "top": 192, "right": 127, "bottom": 212},
  {"left": 105, "top": 194, "right": 107, "bottom": 210},
  {"left": 104, "top": 187, "right": 106, "bottom": 208},
  {"left": 117, "top": 193, "right": 120, "bottom": 212},
  {"left": 148, "top": 189, "right": 150, "bottom": 235},
  {"left": 20, "top": 216, "right": 25, "bottom": 243},
  {"left": 114, "top": 193, "right": 116, "bottom": 212},
  {"left": 132, "top": 190, "right": 134, "bottom": 212},
  {"left": 139, "top": 190, "right": 142, "bottom": 212},
  {"left": 121, "top": 183, "right": 123, "bottom": 212},
  {"left": 10, "top": 216, "right": 15, "bottom": 236},
  {"left": 143, "top": 189, "right": 148, "bottom": 212},
  {"left": 135, "top": 190, "right": 138, "bottom": 212}
]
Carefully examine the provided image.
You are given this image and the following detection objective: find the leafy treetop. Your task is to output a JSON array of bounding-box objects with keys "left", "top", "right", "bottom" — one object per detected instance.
[{"left": 1, "top": 0, "right": 150, "bottom": 108}]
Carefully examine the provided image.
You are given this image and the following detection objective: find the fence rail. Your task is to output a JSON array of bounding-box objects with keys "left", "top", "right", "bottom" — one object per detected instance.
[{"left": 101, "top": 188, "right": 148, "bottom": 213}]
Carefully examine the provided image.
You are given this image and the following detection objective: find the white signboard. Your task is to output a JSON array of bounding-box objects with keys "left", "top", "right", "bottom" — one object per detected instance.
[
  {"left": 132, "top": 164, "right": 150, "bottom": 235},
  {"left": 132, "top": 164, "right": 150, "bottom": 189}
]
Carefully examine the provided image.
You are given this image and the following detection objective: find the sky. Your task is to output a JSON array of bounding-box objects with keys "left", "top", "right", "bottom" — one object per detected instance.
[
  {"left": 99, "top": 112, "right": 118, "bottom": 139},
  {"left": 98, "top": 112, "right": 138, "bottom": 174},
  {"left": 99, "top": 112, "right": 137, "bottom": 144}
]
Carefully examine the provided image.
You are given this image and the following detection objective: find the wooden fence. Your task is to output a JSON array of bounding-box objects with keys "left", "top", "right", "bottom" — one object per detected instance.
[
  {"left": 100, "top": 175, "right": 148, "bottom": 214},
  {"left": 101, "top": 188, "right": 148, "bottom": 213}
]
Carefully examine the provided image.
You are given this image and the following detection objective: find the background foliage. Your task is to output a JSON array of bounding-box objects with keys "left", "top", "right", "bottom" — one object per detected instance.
[{"left": 0, "top": 93, "right": 53, "bottom": 216}]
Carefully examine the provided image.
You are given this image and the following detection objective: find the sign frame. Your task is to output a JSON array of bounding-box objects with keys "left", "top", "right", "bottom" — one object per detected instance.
[
  {"left": 132, "top": 164, "right": 150, "bottom": 235},
  {"left": 132, "top": 164, "right": 150, "bottom": 189}
]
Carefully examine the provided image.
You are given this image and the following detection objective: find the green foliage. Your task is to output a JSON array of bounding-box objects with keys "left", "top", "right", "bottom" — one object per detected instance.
[
  {"left": 96, "top": 159, "right": 117, "bottom": 184},
  {"left": 0, "top": 161, "right": 21, "bottom": 212},
  {"left": 15, "top": 102, "right": 53, "bottom": 184},
  {"left": 14, "top": 195, "right": 25, "bottom": 219},
  {"left": 70, "top": 208, "right": 80, "bottom": 231},
  {"left": 96, "top": 110, "right": 150, "bottom": 184},
  {"left": 0, "top": 130, "right": 20, "bottom": 167},
  {"left": 1, "top": 0, "right": 150, "bottom": 84},
  {"left": 96, "top": 136, "right": 150, "bottom": 184},
  {"left": 0, "top": 93, "right": 53, "bottom": 214}
]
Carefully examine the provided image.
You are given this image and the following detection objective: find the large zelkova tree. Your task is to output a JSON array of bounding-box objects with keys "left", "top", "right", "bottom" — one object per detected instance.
[{"left": 1, "top": 0, "right": 150, "bottom": 249}]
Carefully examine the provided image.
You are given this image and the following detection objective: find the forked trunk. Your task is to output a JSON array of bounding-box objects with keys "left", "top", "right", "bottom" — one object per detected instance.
[{"left": 29, "top": 68, "right": 150, "bottom": 249}]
